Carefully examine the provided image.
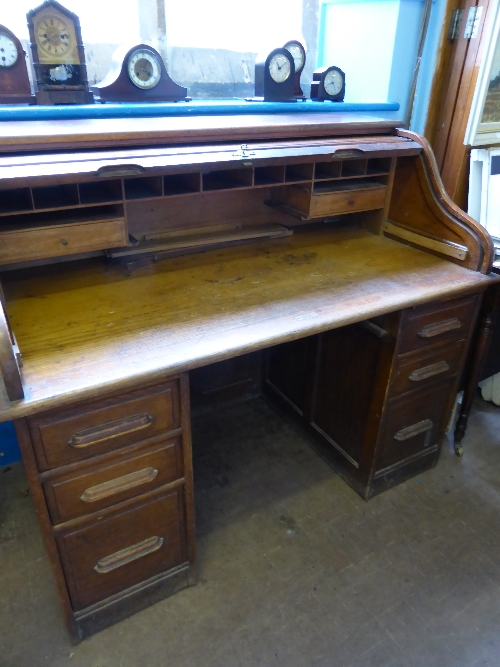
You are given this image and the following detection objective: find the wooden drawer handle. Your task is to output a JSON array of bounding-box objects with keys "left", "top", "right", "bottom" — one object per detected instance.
[
  {"left": 394, "top": 419, "right": 433, "bottom": 441},
  {"left": 68, "top": 412, "right": 153, "bottom": 448},
  {"left": 94, "top": 535, "right": 163, "bottom": 574},
  {"left": 80, "top": 467, "right": 158, "bottom": 503},
  {"left": 360, "top": 320, "right": 388, "bottom": 338},
  {"left": 409, "top": 360, "right": 450, "bottom": 382},
  {"left": 418, "top": 318, "right": 462, "bottom": 338}
]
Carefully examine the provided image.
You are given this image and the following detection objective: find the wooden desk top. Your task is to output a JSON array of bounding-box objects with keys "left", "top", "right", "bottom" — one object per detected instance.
[{"left": 0, "top": 227, "right": 495, "bottom": 420}]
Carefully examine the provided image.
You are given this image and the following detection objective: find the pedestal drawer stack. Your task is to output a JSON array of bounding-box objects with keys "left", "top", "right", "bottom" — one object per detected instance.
[
  {"left": 371, "top": 294, "right": 480, "bottom": 492},
  {"left": 15, "top": 375, "right": 195, "bottom": 641},
  {"left": 264, "top": 293, "right": 482, "bottom": 500}
]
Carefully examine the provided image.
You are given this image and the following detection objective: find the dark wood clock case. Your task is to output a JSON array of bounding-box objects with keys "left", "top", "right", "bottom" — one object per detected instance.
[
  {"left": 27, "top": 0, "right": 94, "bottom": 105},
  {"left": 0, "top": 25, "right": 35, "bottom": 104},
  {"left": 310, "top": 66, "right": 346, "bottom": 102},
  {"left": 283, "top": 40, "right": 306, "bottom": 100},
  {"left": 254, "top": 48, "right": 296, "bottom": 102},
  {"left": 91, "top": 44, "right": 189, "bottom": 103}
]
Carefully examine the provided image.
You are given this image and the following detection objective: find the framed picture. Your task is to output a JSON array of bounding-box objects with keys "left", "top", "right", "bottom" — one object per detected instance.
[{"left": 465, "top": 2, "right": 500, "bottom": 146}]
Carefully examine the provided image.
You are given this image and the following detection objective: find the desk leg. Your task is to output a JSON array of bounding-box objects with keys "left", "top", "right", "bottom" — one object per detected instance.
[{"left": 454, "top": 310, "right": 494, "bottom": 456}]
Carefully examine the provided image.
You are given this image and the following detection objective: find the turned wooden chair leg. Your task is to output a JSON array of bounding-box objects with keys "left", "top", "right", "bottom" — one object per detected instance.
[{"left": 454, "top": 311, "right": 494, "bottom": 456}]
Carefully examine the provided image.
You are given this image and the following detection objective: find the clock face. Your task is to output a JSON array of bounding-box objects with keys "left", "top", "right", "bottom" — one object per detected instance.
[
  {"left": 269, "top": 54, "right": 291, "bottom": 84},
  {"left": 284, "top": 41, "right": 305, "bottom": 73},
  {"left": 127, "top": 49, "right": 162, "bottom": 89},
  {"left": 324, "top": 69, "right": 344, "bottom": 97},
  {"left": 0, "top": 32, "right": 18, "bottom": 68},
  {"left": 33, "top": 6, "right": 80, "bottom": 65},
  {"left": 36, "top": 16, "right": 72, "bottom": 60}
]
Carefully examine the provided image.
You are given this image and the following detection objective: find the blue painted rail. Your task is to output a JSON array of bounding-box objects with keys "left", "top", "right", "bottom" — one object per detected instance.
[{"left": 0, "top": 99, "right": 400, "bottom": 122}]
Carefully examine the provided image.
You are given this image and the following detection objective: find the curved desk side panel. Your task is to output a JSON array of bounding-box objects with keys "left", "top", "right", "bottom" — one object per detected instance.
[{"left": 387, "top": 130, "right": 494, "bottom": 274}]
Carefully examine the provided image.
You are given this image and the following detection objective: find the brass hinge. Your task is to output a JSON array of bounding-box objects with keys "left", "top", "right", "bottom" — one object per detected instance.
[
  {"left": 448, "top": 8, "right": 463, "bottom": 40},
  {"left": 232, "top": 144, "right": 256, "bottom": 159},
  {"left": 464, "top": 5, "right": 483, "bottom": 39}
]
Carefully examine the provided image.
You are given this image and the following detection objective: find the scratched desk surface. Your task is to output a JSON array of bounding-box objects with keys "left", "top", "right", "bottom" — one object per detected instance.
[{"left": 0, "top": 226, "right": 494, "bottom": 419}]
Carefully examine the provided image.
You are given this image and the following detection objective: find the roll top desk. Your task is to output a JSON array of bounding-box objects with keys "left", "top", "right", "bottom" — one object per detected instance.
[{"left": 0, "top": 112, "right": 496, "bottom": 641}]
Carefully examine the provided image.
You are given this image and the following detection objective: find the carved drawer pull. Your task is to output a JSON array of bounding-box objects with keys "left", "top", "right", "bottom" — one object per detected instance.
[
  {"left": 80, "top": 467, "right": 158, "bottom": 503},
  {"left": 95, "top": 164, "right": 145, "bottom": 178},
  {"left": 394, "top": 419, "right": 433, "bottom": 441},
  {"left": 331, "top": 149, "right": 366, "bottom": 158},
  {"left": 408, "top": 360, "right": 450, "bottom": 382},
  {"left": 68, "top": 412, "right": 153, "bottom": 448},
  {"left": 418, "top": 318, "right": 462, "bottom": 338},
  {"left": 94, "top": 536, "right": 163, "bottom": 574}
]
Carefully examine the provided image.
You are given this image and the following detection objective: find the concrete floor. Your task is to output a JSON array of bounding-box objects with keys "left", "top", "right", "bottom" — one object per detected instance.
[{"left": 1, "top": 396, "right": 500, "bottom": 667}]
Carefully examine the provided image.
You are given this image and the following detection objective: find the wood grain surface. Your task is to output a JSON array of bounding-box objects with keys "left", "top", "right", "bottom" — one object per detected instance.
[
  {"left": 0, "top": 227, "right": 496, "bottom": 420},
  {"left": 0, "top": 114, "right": 401, "bottom": 153}
]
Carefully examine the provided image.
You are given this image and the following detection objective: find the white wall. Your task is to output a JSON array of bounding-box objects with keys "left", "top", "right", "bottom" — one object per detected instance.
[
  {"left": 318, "top": 0, "right": 445, "bottom": 128},
  {"left": 2, "top": 0, "right": 140, "bottom": 44},
  {"left": 165, "top": 0, "right": 304, "bottom": 54},
  {"left": 319, "top": 0, "right": 401, "bottom": 102}
]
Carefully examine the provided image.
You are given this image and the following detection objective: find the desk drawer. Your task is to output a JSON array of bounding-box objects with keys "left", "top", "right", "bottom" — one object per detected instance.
[
  {"left": 0, "top": 218, "right": 127, "bottom": 265},
  {"left": 43, "top": 437, "right": 182, "bottom": 524},
  {"left": 29, "top": 382, "right": 181, "bottom": 471},
  {"left": 399, "top": 295, "right": 478, "bottom": 353},
  {"left": 309, "top": 186, "right": 387, "bottom": 218},
  {"left": 376, "top": 380, "right": 454, "bottom": 471},
  {"left": 56, "top": 487, "right": 187, "bottom": 611},
  {"left": 391, "top": 340, "right": 465, "bottom": 396}
]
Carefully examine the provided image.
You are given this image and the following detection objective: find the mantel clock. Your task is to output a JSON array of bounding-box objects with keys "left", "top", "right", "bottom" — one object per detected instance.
[
  {"left": 0, "top": 25, "right": 35, "bottom": 104},
  {"left": 253, "top": 47, "right": 296, "bottom": 102},
  {"left": 310, "top": 65, "right": 345, "bottom": 102},
  {"left": 284, "top": 40, "right": 306, "bottom": 99},
  {"left": 91, "top": 44, "right": 190, "bottom": 103},
  {"left": 27, "top": 0, "right": 94, "bottom": 105}
]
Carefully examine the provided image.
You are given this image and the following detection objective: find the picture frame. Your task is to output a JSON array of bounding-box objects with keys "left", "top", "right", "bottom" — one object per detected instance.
[{"left": 465, "top": 2, "right": 500, "bottom": 146}]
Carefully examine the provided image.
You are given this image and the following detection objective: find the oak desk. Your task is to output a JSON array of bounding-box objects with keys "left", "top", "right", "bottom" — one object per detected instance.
[{"left": 0, "top": 113, "right": 496, "bottom": 640}]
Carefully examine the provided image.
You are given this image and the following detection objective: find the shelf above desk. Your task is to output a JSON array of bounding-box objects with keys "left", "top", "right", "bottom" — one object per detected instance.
[{"left": 1, "top": 227, "right": 494, "bottom": 421}]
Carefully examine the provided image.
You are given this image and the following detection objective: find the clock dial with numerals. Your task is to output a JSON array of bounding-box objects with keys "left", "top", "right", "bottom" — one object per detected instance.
[
  {"left": 33, "top": 4, "right": 79, "bottom": 65},
  {"left": 284, "top": 40, "right": 305, "bottom": 75},
  {"left": 127, "top": 49, "right": 162, "bottom": 90},
  {"left": 269, "top": 53, "right": 291, "bottom": 84},
  {"left": 36, "top": 16, "right": 72, "bottom": 59},
  {"left": 324, "top": 69, "right": 344, "bottom": 96},
  {"left": 0, "top": 31, "right": 19, "bottom": 67}
]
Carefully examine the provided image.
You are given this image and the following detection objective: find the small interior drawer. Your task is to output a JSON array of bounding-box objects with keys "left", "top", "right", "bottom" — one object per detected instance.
[
  {"left": 390, "top": 340, "right": 466, "bottom": 396},
  {"left": 29, "top": 381, "right": 181, "bottom": 471},
  {"left": 309, "top": 185, "right": 387, "bottom": 218},
  {"left": 0, "top": 218, "right": 127, "bottom": 265},
  {"left": 398, "top": 295, "right": 478, "bottom": 354},
  {"left": 376, "top": 380, "right": 455, "bottom": 471},
  {"left": 43, "top": 437, "right": 182, "bottom": 524},
  {"left": 56, "top": 487, "right": 187, "bottom": 611}
]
